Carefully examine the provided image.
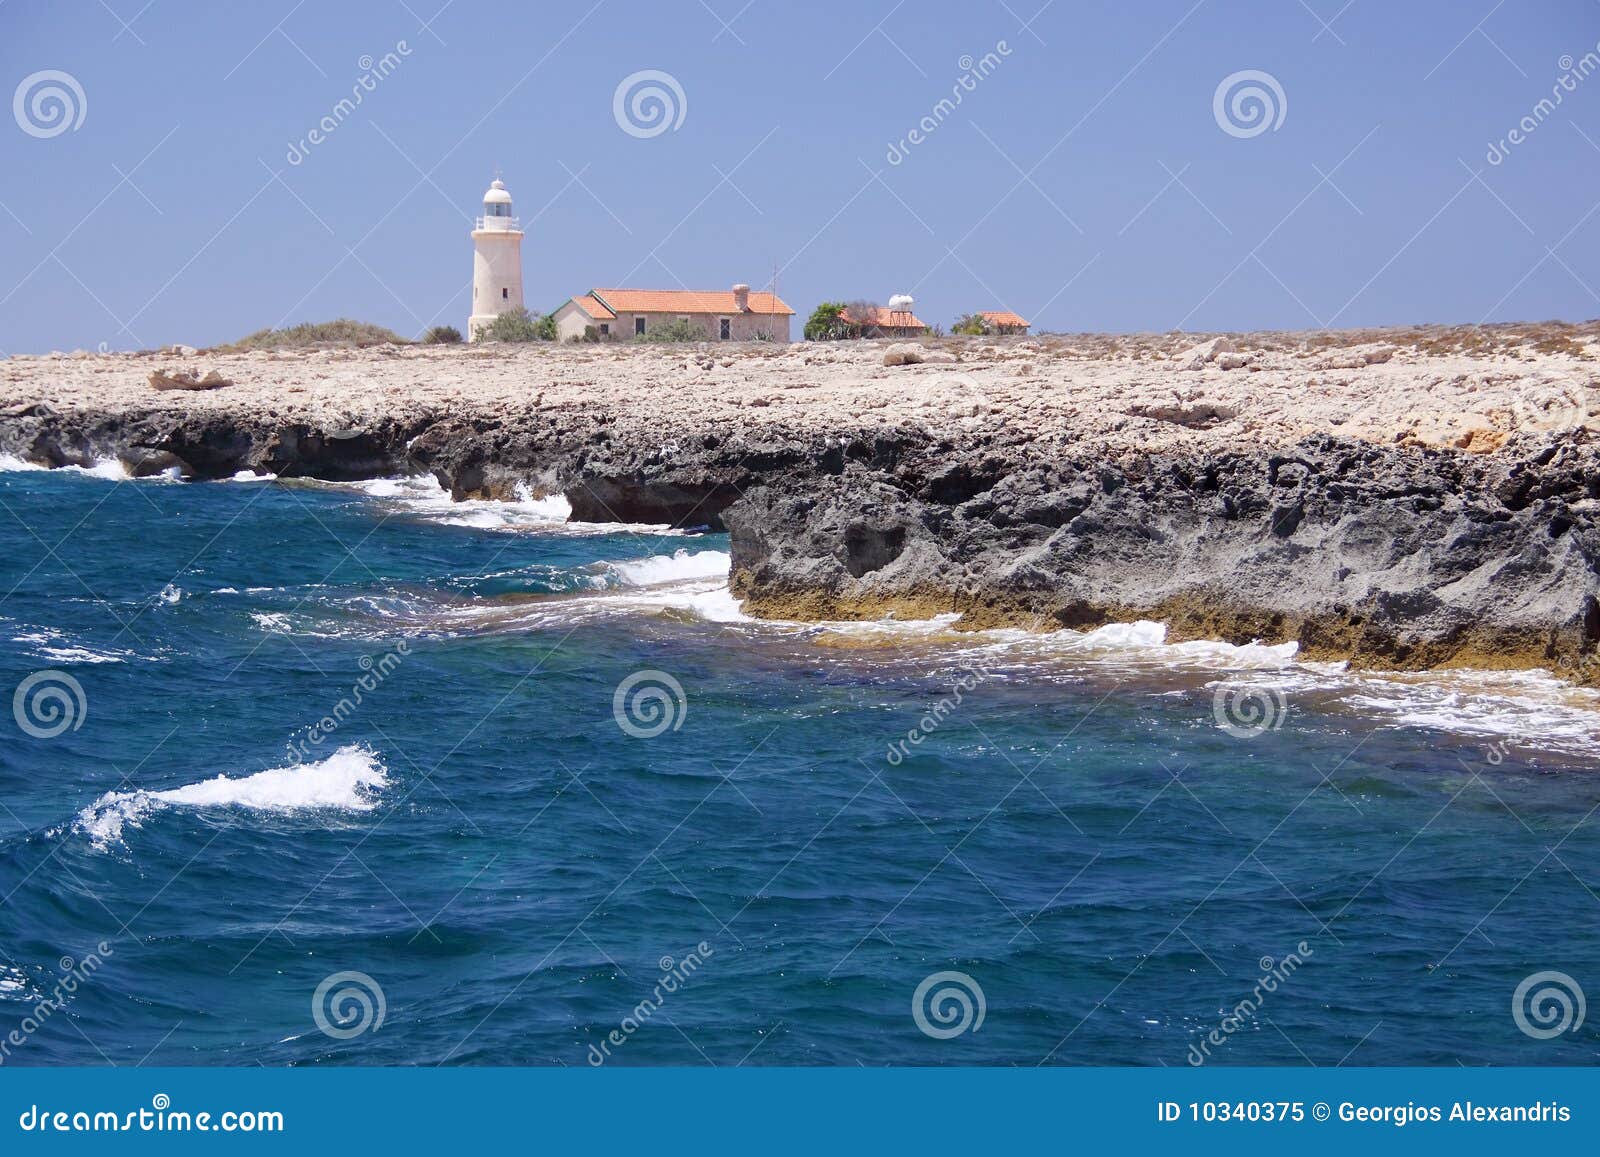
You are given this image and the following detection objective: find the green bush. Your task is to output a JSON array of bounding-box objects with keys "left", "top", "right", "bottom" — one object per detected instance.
[
  {"left": 224, "top": 319, "right": 407, "bottom": 350},
  {"left": 638, "top": 317, "right": 707, "bottom": 343},
  {"left": 804, "top": 302, "right": 851, "bottom": 341},
  {"left": 951, "top": 313, "right": 990, "bottom": 336},
  {"left": 421, "top": 325, "right": 462, "bottom": 345},
  {"left": 473, "top": 307, "right": 555, "bottom": 343}
]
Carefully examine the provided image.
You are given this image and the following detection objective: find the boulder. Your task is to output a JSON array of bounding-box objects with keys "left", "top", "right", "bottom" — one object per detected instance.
[
  {"left": 149, "top": 368, "right": 233, "bottom": 391},
  {"left": 1176, "top": 336, "right": 1236, "bottom": 370},
  {"left": 883, "top": 343, "right": 957, "bottom": 367}
]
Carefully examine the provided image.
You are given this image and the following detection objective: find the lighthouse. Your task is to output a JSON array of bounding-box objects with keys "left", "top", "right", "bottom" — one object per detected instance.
[{"left": 467, "top": 177, "right": 524, "bottom": 340}]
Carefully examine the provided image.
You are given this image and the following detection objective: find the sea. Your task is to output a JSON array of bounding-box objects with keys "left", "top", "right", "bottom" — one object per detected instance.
[{"left": 0, "top": 459, "right": 1596, "bottom": 1066}]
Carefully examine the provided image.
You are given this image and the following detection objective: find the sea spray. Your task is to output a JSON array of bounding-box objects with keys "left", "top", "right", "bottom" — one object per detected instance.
[{"left": 74, "top": 745, "right": 388, "bottom": 851}]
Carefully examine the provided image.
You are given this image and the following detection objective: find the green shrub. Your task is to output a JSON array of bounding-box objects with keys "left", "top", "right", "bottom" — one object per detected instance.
[
  {"left": 805, "top": 302, "right": 851, "bottom": 341},
  {"left": 224, "top": 319, "right": 407, "bottom": 350},
  {"left": 473, "top": 307, "right": 553, "bottom": 343},
  {"left": 421, "top": 325, "right": 462, "bottom": 345},
  {"left": 638, "top": 317, "right": 707, "bottom": 343},
  {"left": 951, "top": 313, "right": 990, "bottom": 336}
]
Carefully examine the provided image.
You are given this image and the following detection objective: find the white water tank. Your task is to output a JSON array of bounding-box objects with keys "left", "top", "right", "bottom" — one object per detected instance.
[{"left": 887, "top": 294, "right": 914, "bottom": 312}]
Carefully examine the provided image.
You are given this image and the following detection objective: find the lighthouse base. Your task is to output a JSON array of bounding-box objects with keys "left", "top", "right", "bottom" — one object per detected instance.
[{"left": 467, "top": 313, "right": 508, "bottom": 342}]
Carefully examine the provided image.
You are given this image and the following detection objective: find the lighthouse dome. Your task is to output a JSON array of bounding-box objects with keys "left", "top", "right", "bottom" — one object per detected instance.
[{"left": 483, "top": 179, "right": 512, "bottom": 205}]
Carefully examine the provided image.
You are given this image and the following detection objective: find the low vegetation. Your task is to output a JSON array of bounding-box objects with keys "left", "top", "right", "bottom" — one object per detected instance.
[
  {"left": 420, "top": 324, "right": 462, "bottom": 344},
  {"left": 637, "top": 317, "right": 708, "bottom": 343},
  {"left": 223, "top": 319, "right": 407, "bottom": 351},
  {"left": 472, "top": 308, "right": 557, "bottom": 343},
  {"left": 804, "top": 302, "right": 853, "bottom": 341}
]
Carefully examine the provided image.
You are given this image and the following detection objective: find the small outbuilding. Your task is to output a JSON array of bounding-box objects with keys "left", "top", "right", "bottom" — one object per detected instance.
[
  {"left": 840, "top": 303, "right": 927, "bottom": 339},
  {"left": 978, "top": 310, "right": 1030, "bottom": 335},
  {"left": 553, "top": 284, "right": 794, "bottom": 342}
]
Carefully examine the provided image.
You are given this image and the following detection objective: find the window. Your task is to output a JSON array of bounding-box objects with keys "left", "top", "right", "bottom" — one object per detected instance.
[
  {"left": 502, "top": 287, "right": 508, "bottom": 300},
  {"left": 599, "top": 323, "right": 610, "bottom": 336},
  {"left": 635, "top": 316, "right": 646, "bottom": 336},
  {"left": 487, "top": 202, "right": 510, "bottom": 217},
  {"left": 719, "top": 317, "right": 731, "bottom": 340}
]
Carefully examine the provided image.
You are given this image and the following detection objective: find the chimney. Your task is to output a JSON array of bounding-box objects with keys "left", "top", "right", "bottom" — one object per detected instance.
[{"left": 733, "top": 283, "right": 750, "bottom": 311}]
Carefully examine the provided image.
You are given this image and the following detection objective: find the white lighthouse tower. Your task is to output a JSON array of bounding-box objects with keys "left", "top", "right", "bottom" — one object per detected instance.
[{"left": 467, "top": 177, "right": 524, "bottom": 340}]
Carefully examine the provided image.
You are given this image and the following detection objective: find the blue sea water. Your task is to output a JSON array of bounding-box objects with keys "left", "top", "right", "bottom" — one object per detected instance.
[{"left": 0, "top": 463, "right": 1597, "bottom": 1067}]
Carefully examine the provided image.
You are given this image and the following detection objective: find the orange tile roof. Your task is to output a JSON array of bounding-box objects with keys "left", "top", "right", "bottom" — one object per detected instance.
[
  {"left": 570, "top": 293, "right": 615, "bottom": 320},
  {"left": 842, "top": 305, "right": 926, "bottom": 330},
  {"left": 979, "top": 309, "right": 1030, "bottom": 328},
  {"left": 591, "top": 288, "right": 795, "bottom": 315}
]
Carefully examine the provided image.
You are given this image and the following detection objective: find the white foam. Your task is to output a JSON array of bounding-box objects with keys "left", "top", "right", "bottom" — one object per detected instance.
[
  {"left": 300, "top": 475, "right": 691, "bottom": 536},
  {"left": 251, "top": 611, "right": 292, "bottom": 633},
  {"left": 0, "top": 455, "right": 129, "bottom": 479},
  {"left": 75, "top": 744, "right": 387, "bottom": 851},
  {"left": 1273, "top": 664, "right": 1600, "bottom": 757},
  {"left": 0, "top": 965, "right": 33, "bottom": 1001},
  {"left": 10, "top": 626, "right": 136, "bottom": 665},
  {"left": 608, "top": 549, "right": 733, "bottom": 587}
]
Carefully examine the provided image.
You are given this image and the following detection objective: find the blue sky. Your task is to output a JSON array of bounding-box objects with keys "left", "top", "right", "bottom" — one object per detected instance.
[{"left": 1, "top": 0, "right": 1598, "bottom": 352}]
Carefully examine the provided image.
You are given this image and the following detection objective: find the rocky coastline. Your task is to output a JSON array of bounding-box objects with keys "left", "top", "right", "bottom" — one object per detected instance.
[{"left": 3, "top": 325, "right": 1597, "bottom": 683}]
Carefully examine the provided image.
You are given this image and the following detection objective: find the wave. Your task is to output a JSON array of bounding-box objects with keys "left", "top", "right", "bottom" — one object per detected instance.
[
  {"left": 605, "top": 548, "right": 734, "bottom": 588},
  {"left": 777, "top": 616, "right": 1600, "bottom": 756},
  {"left": 0, "top": 455, "right": 188, "bottom": 482},
  {"left": 292, "top": 475, "right": 684, "bottom": 536},
  {"left": 0, "top": 454, "right": 132, "bottom": 480},
  {"left": 7, "top": 622, "right": 141, "bottom": 664},
  {"left": 73, "top": 744, "right": 388, "bottom": 851}
]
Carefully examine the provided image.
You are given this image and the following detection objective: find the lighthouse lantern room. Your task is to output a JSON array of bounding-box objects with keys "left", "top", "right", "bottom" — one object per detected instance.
[{"left": 467, "top": 178, "right": 525, "bottom": 340}]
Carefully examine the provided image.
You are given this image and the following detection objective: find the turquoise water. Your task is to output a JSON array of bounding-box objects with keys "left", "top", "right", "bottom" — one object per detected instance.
[{"left": 1, "top": 465, "right": 1597, "bottom": 1066}]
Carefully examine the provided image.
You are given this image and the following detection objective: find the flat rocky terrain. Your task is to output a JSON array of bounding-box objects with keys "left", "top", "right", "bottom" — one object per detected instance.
[{"left": 4, "top": 322, "right": 1598, "bottom": 682}]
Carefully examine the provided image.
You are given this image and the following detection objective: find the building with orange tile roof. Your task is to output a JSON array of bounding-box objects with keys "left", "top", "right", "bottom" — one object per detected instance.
[
  {"left": 839, "top": 303, "right": 927, "bottom": 338},
  {"left": 553, "top": 283, "right": 794, "bottom": 343},
  {"left": 978, "top": 310, "right": 1030, "bottom": 334}
]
